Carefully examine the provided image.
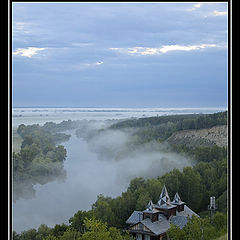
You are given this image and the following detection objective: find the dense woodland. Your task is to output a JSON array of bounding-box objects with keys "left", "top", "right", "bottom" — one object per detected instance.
[
  {"left": 13, "top": 111, "right": 228, "bottom": 239},
  {"left": 110, "top": 111, "right": 227, "bottom": 144}
]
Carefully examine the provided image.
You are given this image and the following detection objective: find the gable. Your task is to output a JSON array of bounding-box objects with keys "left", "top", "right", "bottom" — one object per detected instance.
[{"left": 129, "top": 222, "right": 153, "bottom": 234}]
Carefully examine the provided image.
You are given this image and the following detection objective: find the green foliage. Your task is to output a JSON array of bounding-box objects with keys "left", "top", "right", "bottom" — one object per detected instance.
[
  {"left": 59, "top": 229, "right": 81, "bottom": 240},
  {"left": 110, "top": 111, "right": 227, "bottom": 144},
  {"left": 135, "top": 190, "right": 150, "bottom": 211},
  {"left": 13, "top": 122, "right": 70, "bottom": 201},
  {"left": 18, "top": 229, "right": 38, "bottom": 240},
  {"left": 168, "top": 224, "right": 186, "bottom": 240},
  {"left": 13, "top": 231, "right": 21, "bottom": 240},
  {"left": 183, "top": 216, "right": 216, "bottom": 240},
  {"left": 43, "top": 236, "right": 58, "bottom": 240},
  {"left": 81, "top": 218, "right": 133, "bottom": 240},
  {"left": 81, "top": 218, "right": 111, "bottom": 240},
  {"left": 42, "top": 120, "right": 79, "bottom": 133},
  {"left": 169, "top": 214, "right": 227, "bottom": 240},
  {"left": 69, "top": 210, "right": 95, "bottom": 233},
  {"left": 171, "top": 144, "right": 227, "bottom": 163},
  {"left": 212, "top": 212, "right": 227, "bottom": 234},
  {"left": 50, "top": 224, "right": 69, "bottom": 238},
  {"left": 216, "top": 191, "right": 227, "bottom": 213},
  {"left": 36, "top": 224, "right": 51, "bottom": 240}
]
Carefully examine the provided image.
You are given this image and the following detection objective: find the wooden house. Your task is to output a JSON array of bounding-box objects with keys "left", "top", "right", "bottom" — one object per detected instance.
[{"left": 126, "top": 185, "right": 199, "bottom": 240}]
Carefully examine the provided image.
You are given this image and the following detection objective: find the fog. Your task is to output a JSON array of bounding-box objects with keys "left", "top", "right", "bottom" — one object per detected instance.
[{"left": 13, "top": 108, "right": 224, "bottom": 233}]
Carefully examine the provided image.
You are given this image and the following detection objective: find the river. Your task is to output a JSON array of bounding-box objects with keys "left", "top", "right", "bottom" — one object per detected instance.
[{"left": 12, "top": 107, "right": 226, "bottom": 233}]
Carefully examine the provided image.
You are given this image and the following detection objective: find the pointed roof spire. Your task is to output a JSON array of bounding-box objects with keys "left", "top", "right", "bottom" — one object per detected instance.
[
  {"left": 146, "top": 200, "right": 154, "bottom": 211},
  {"left": 157, "top": 184, "right": 172, "bottom": 207},
  {"left": 172, "top": 192, "right": 185, "bottom": 205}
]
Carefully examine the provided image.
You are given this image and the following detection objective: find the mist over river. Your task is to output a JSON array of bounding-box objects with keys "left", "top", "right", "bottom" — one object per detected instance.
[{"left": 12, "top": 107, "right": 226, "bottom": 233}]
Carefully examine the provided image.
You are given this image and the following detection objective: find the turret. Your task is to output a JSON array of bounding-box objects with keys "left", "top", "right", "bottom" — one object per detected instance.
[
  {"left": 142, "top": 200, "right": 159, "bottom": 222},
  {"left": 171, "top": 192, "right": 185, "bottom": 212},
  {"left": 155, "top": 185, "right": 177, "bottom": 219}
]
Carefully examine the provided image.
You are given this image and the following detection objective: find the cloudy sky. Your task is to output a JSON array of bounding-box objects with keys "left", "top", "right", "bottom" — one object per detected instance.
[{"left": 12, "top": 2, "right": 228, "bottom": 108}]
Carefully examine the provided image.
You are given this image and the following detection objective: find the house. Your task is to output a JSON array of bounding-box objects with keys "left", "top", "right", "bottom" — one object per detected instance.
[{"left": 126, "top": 185, "right": 199, "bottom": 240}]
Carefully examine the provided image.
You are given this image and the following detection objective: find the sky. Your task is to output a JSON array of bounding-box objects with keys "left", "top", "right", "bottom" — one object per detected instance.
[{"left": 12, "top": 2, "right": 228, "bottom": 108}]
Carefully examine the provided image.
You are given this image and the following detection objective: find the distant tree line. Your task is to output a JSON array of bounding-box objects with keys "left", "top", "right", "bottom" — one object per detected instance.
[
  {"left": 110, "top": 111, "right": 227, "bottom": 144},
  {"left": 110, "top": 111, "right": 227, "bottom": 130}
]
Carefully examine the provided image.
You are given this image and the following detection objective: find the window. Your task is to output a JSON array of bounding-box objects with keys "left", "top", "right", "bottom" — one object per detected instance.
[
  {"left": 144, "top": 234, "right": 150, "bottom": 240},
  {"left": 136, "top": 233, "right": 142, "bottom": 240}
]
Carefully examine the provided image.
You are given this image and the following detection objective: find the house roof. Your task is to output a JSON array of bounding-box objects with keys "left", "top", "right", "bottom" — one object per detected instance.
[
  {"left": 126, "top": 211, "right": 143, "bottom": 225},
  {"left": 171, "top": 192, "right": 185, "bottom": 205},
  {"left": 126, "top": 185, "right": 200, "bottom": 236},
  {"left": 176, "top": 205, "right": 200, "bottom": 218},
  {"left": 157, "top": 185, "right": 175, "bottom": 209},
  {"left": 170, "top": 216, "right": 188, "bottom": 229},
  {"left": 142, "top": 208, "right": 160, "bottom": 214},
  {"left": 140, "top": 218, "right": 170, "bottom": 236}
]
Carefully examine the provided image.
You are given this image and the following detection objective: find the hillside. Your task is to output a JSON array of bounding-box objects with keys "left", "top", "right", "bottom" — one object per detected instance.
[{"left": 166, "top": 125, "right": 227, "bottom": 148}]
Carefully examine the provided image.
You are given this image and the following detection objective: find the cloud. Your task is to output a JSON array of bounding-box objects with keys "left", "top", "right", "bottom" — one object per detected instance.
[
  {"left": 71, "top": 43, "right": 94, "bottom": 47},
  {"left": 110, "top": 44, "right": 218, "bottom": 56},
  {"left": 72, "top": 61, "right": 104, "bottom": 71},
  {"left": 13, "top": 47, "right": 45, "bottom": 58},
  {"left": 194, "top": 3, "right": 202, "bottom": 8},
  {"left": 13, "top": 22, "right": 30, "bottom": 35},
  {"left": 185, "top": 3, "right": 202, "bottom": 11},
  {"left": 212, "top": 10, "right": 227, "bottom": 16}
]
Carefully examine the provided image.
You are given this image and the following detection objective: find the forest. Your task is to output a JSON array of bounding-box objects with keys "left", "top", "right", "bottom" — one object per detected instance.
[{"left": 12, "top": 111, "right": 228, "bottom": 239}]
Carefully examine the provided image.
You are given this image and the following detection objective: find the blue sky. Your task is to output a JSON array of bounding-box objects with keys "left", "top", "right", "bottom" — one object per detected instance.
[{"left": 12, "top": 2, "right": 228, "bottom": 108}]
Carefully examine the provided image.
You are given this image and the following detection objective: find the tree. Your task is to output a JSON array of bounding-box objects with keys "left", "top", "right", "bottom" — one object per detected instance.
[
  {"left": 81, "top": 218, "right": 133, "bottom": 240},
  {"left": 43, "top": 235, "right": 58, "bottom": 240},
  {"left": 69, "top": 210, "right": 94, "bottom": 233},
  {"left": 128, "top": 177, "right": 146, "bottom": 193},
  {"left": 50, "top": 224, "right": 68, "bottom": 238},
  {"left": 180, "top": 167, "right": 202, "bottom": 211},
  {"left": 135, "top": 190, "right": 150, "bottom": 211},
  {"left": 158, "top": 168, "right": 182, "bottom": 199},
  {"left": 18, "top": 229, "right": 38, "bottom": 240},
  {"left": 145, "top": 178, "right": 163, "bottom": 203},
  {"left": 212, "top": 212, "right": 227, "bottom": 234},
  {"left": 21, "top": 135, "right": 34, "bottom": 148},
  {"left": 36, "top": 224, "right": 51, "bottom": 240},
  {"left": 168, "top": 224, "right": 186, "bottom": 240},
  {"left": 13, "top": 231, "right": 20, "bottom": 240},
  {"left": 59, "top": 229, "right": 81, "bottom": 240},
  {"left": 81, "top": 218, "right": 112, "bottom": 240},
  {"left": 183, "top": 216, "right": 216, "bottom": 240}
]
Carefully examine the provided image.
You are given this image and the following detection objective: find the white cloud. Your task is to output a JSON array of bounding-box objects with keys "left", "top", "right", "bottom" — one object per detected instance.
[
  {"left": 194, "top": 3, "right": 202, "bottom": 8},
  {"left": 13, "top": 22, "right": 31, "bottom": 36},
  {"left": 13, "top": 47, "right": 45, "bottom": 58},
  {"left": 186, "top": 3, "right": 202, "bottom": 11},
  {"left": 71, "top": 43, "right": 94, "bottom": 47},
  {"left": 110, "top": 44, "right": 218, "bottom": 56},
  {"left": 73, "top": 61, "right": 104, "bottom": 71},
  {"left": 212, "top": 10, "right": 227, "bottom": 16}
]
